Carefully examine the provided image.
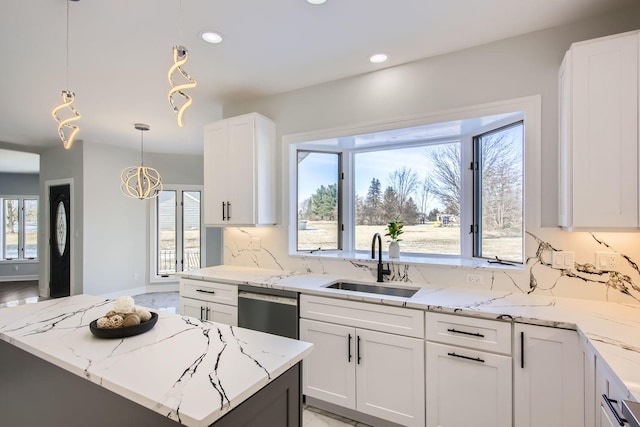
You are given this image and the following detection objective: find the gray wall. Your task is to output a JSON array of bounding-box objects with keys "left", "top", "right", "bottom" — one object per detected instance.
[
  {"left": 0, "top": 173, "right": 40, "bottom": 281},
  {"left": 223, "top": 5, "right": 640, "bottom": 228},
  {"left": 39, "top": 141, "right": 84, "bottom": 296},
  {"left": 0, "top": 173, "right": 39, "bottom": 195}
]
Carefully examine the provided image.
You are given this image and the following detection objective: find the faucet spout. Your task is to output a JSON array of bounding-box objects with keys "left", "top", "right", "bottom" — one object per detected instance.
[{"left": 371, "top": 233, "right": 390, "bottom": 282}]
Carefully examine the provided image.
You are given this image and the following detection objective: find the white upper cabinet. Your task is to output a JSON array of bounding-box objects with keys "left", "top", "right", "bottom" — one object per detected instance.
[
  {"left": 203, "top": 112, "right": 276, "bottom": 226},
  {"left": 559, "top": 30, "right": 639, "bottom": 230}
]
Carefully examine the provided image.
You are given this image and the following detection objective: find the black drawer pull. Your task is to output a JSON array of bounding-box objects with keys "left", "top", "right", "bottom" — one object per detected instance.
[
  {"left": 196, "top": 289, "right": 216, "bottom": 294},
  {"left": 200, "top": 306, "right": 204, "bottom": 320},
  {"left": 602, "top": 394, "right": 627, "bottom": 426},
  {"left": 227, "top": 202, "right": 231, "bottom": 220},
  {"left": 447, "top": 328, "right": 485, "bottom": 338},
  {"left": 222, "top": 202, "right": 226, "bottom": 220},
  {"left": 357, "top": 336, "right": 361, "bottom": 364},
  {"left": 447, "top": 352, "right": 485, "bottom": 363},
  {"left": 348, "top": 334, "right": 352, "bottom": 362},
  {"left": 206, "top": 307, "right": 211, "bottom": 321}
]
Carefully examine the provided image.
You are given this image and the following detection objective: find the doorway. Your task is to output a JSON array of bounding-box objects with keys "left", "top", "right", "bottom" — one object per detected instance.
[{"left": 49, "top": 184, "right": 71, "bottom": 298}]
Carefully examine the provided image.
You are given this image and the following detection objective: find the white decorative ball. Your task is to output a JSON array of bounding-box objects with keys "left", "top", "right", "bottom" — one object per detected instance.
[{"left": 114, "top": 296, "right": 135, "bottom": 314}]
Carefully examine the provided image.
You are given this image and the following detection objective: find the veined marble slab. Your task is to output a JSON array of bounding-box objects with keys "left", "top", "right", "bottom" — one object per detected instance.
[
  {"left": 0, "top": 294, "right": 313, "bottom": 427},
  {"left": 180, "top": 265, "right": 640, "bottom": 402}
]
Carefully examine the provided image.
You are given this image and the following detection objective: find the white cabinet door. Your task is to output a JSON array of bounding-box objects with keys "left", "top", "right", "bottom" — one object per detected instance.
[
  {"left": 426, "top": 342, "right": 511, "bottom": 427},
  {"left": 203, "top": 121, "right": 229, "bottom": 225},
  {"left": 356, "top": 329, "right": 425, "bottom": 427},
  {"left": 226, "top": 115, "right": 256, "bottom": 225},
  {"left": 208, "top": 303, "right": 238, "bottom": 326},
  {"left": 180, "top": 296, "right": 206, "bottom": 319},
  {"left": 559, "top": 31, "right": 639, "bottom": 229},
  {"left": 179, "top": 297, "right": 237, "bottom": 325},
  {"left": 599, "top": 406, "right": 619, "bottom": 427},
  {"left": 583, "top": 337, "right": 597, "bottom": 427},
  {"left": 203, "top": 112, "right": 275, "bottom": 226},
  {"left": 514, "top": 324, "right": 584, "bottom": 427},
  {"left": 299, "top": 319, "right": 356, "bottom": 409}
]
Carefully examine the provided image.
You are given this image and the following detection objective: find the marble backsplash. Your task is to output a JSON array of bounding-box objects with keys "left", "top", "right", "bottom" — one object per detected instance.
[{"left": 223, "top": 226, "right": 640, "bottom": 304}]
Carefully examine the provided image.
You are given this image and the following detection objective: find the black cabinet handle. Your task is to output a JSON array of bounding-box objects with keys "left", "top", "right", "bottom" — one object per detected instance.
[
  {"left": 447, "top": 352, "right": 485, "bottom": 363},
  {"left": 357, "top": 336, "right": 361, "bottom": 364},
  {"left": 227, "top": 202, "right": 231, "bottom": 220},
  {"left": 222, "top": 202, "right": 226, "bottom": 220},
  {"left": 447, "top": 328, "right": 485, "bottom": 338},
  {"left": 348, "top": 334, "right": 352, "bottom": 362},
  {"left": 206, "top": 307, "right": 211, "bottom": 320},
  {"left": 200, "top": 306, "right": 204, "bottom": 320},
  {"left": 602, "top": 394, "right": 627, "bottom": 426},
  {"left": 520, "top": 331, "right": 524, "bottom": 369},
  {"left": 196, "top": 289, "right": 216, "bottom": 294}
]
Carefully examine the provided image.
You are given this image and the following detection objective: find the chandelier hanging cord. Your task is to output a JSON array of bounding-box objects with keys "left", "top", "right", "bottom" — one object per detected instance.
[{"left": 167, "top": 0, "right": 196, "bottom": 128}]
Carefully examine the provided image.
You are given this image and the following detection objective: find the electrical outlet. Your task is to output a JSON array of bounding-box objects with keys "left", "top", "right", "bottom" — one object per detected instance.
[
  {"left": 596, "top": 252, "right": 620, "bottom": 271},
  {"left": 466, "top": 274, "right": 484, "bottom": 285}
]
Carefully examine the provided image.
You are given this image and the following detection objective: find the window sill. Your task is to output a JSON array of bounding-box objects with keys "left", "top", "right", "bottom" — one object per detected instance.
[
  {"left": 291, "top": 250, "right": 523, "bottom": 271},
  {"left": 0, "top": 259, "right": 39, "bottom": 264}
]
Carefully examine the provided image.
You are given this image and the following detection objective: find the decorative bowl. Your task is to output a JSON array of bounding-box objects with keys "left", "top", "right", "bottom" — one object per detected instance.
[{"left": 89, "top": 312, "right": 158, "bottom": 339}]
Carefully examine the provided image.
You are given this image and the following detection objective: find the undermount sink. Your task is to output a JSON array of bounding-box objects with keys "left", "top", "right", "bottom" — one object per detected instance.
[{"left": 325, "top": 282, "right": 419, "bottom": 298}]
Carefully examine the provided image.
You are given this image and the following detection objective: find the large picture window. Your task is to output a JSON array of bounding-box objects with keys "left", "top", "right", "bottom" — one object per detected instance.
[
  {"left": 290, "top": 110, "right": 526, "bottom": 264},
  {"left": 1, "top": 196, "right": 38, "bottom": 260}
]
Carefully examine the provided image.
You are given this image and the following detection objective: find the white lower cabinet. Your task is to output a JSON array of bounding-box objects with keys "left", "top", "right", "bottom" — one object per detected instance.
[
  {"left": 299, "top": 296, "right": 425, "bottom": 427},
  {"left": 425, "top": 342, "right": 512, "bottom": 427},
  {"left": 425, "top": 312, "right": 512, "bottom": 427},
  {"left": 179, "top": 278, "right": 238, "bottom": 325},
  {"left": 180, "top": 297, "right": 237, "bottom": 325},
  {"left": 513, "top": 324, "right": 584, "bottom": 427},
  {"left": 596, "top": 356, "right": 630, "bottom": 427}
]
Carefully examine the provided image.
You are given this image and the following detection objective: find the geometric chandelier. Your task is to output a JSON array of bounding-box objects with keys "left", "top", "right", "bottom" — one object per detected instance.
[
  {"left": 52, "top": 0, "right": 81, "bottom": 150},
  {"left": 120, "top": 123, "right": 163, "bottom": 200}
]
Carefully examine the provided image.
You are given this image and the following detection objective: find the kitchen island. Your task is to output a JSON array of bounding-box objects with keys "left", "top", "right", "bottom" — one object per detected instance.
[{"left": 0, "top": 294, "right": 313, "bottom": 427}]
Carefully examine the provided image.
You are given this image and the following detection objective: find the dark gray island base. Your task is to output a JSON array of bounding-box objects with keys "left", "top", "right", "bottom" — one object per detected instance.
[{"left": 0, "top": 339, "right": 301, "bottom": 427}]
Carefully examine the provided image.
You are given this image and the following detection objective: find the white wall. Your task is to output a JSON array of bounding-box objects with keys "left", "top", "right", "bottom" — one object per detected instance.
[{"left": 219, "top": 6, "right": 640, "bottom": 304}]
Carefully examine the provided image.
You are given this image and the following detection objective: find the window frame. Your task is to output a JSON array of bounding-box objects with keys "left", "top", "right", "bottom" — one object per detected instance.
[
  {"left": 472, "top": 120, "right": 525, "bottom": 263},
  {"left": 285, "top": 96, "right": 540, "bottom": 269},
  {"left": 0, "top": 195, "right": 38, "bottom": 262},
  {"left": 149, "top": 184, "right": 205, "bottom": 283}
]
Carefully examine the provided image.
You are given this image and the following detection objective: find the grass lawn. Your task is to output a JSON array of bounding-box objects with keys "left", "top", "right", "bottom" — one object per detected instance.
[{"left": 298, "top": 220, "right": 522, "bottom": 262}]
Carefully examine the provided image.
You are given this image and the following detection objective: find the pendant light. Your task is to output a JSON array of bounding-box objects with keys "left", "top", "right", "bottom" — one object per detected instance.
[
  {"left": 120, "top": 124, "right": 163, "bottom": 200},
  {"left": 51, "top": 0, "right": 81, "bottom": 150},
  {"left": 167, "top": 0, "right": 197, "bottom": 127}
]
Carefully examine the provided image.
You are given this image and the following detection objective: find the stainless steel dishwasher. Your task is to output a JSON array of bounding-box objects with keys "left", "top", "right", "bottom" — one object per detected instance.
[{"left": 237, "top": 285, "right": 299, "bottom": 339}]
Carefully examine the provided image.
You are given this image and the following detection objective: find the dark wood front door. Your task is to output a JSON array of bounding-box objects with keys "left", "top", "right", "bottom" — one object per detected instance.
[{"left": 49, "top": 184, "right": 71, "bottom": 298}]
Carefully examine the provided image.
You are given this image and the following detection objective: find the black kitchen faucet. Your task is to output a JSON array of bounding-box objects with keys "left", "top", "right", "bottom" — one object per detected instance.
[{"left": 371, "top": 233, "right": 391, "bottom": 282}]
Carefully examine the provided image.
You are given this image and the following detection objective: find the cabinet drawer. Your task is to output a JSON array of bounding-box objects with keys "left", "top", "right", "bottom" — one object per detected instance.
[
  {"left": 180, "top": 279, "right": 238, "bottom": 306},
  {"left": 300, "top": 295, "right": 424, "bottom": 338},
  {"left": 425, "top": 312, "right": 511, "bottom": 355}
]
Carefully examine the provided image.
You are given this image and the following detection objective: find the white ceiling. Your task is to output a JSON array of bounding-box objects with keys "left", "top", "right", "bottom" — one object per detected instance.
[
  {"left": 0, "top": 150, "right": 39, "bottom": 174},
  {"left": 0, "top": 0, "right": 634, "bottom": 156}
]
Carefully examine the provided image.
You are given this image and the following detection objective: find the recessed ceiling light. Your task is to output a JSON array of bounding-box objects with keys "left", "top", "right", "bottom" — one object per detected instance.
[
  {"left": 307, "top": 0, "right": 327, "bottom": 4},
  {"left": 369, "top": 53, "right": 388, "bottom": 64},
  {"left": 201, "top": 31, "right": 223, "bottom": 44}
]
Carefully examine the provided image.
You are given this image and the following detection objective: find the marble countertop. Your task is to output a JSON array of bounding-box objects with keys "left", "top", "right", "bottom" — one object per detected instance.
[
  {"left": 0, "top": 294, "right": 313, "bottom": 427},
  {"left": 181, "top": 265, "right": 640, "bottom": 401}
]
